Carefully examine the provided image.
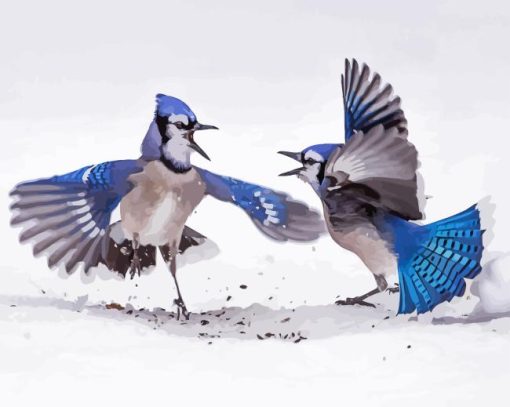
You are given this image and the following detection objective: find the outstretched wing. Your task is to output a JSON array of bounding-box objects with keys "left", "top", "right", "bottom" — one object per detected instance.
[
  {"left": 10, "top": 160, "right": 143, "bottom": 273},
  {"left": 342, "top": 58, "right": 408, "bottom": 142},
  {"left": 325, "top": 125, "right": 421, "bottom": 220},
  {"left": 196, "top": 168, "right": 325, "bottom": 241}
]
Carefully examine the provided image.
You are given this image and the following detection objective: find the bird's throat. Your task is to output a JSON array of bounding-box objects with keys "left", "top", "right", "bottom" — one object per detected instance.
[{"left": 160, "top": 142, "right": 192, "bottom": 173}]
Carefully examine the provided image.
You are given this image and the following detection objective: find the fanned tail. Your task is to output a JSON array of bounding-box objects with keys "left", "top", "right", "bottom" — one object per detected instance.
[{"left": 394, "top": 204, "right": 484, "bottom": 314}]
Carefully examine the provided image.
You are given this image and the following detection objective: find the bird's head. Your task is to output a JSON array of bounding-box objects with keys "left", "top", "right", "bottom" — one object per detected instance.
[
  {"left": 153, "top": 94, "right": 218, "bottom": 171},
  {"left": 278, "top": 143, "right": 339, "bottom": 190}
]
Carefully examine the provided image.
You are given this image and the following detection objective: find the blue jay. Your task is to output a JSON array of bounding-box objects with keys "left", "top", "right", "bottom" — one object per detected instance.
[
  {"left": 10, "top": 94, "right": 324, "bottom": 319},
  {"left": 278, "top": 59, "right": 485, "bottom": 314}
]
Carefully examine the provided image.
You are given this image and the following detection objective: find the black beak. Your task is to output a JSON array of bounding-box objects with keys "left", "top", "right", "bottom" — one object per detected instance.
[
  {"left": 194, "top": 122, "right": 219, "bottom": 131},
  {"left": 277, "top": 150, "right": 303, "bottom": 176},
  {"left": 188, "top": 122, "right": 217, "bottom": 161},
  {"left": 279, "top": 167, "right": 305, "bottom": 177},
  {"left": 189, "top": 137, "right": 211, "bottom": 161},
  {"left": 277, "top": 150, "right": 301, "bottom": 162}
]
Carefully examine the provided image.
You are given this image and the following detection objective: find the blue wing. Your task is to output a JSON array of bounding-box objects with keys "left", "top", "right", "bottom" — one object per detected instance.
[
  {"left": 10, "top": 160, "right": 143, "bottom": 273},
  {"left": 196, "top": 168, "right": 324, "bottom": 241},
  {"left": 342, "top": 59, "right": 408, "bottom": 142}
]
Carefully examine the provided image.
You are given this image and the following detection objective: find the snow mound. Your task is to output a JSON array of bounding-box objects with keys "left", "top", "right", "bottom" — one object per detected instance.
[{"left": 472, "top": 253, "right": 510, "bottom": 315}]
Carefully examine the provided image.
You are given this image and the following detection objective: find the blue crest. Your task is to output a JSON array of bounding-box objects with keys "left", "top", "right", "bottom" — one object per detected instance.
[{"left": 155, "top": 93, "right": 197, "bottom": 121}]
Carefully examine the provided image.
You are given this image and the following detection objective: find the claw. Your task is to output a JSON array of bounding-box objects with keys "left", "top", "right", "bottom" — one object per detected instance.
[
  {"left": 174, "top": 297, "right": 190, "bottom": 320},
  {"left": 335, "top": 297, "right": 376, "bottom": 308},
  {"left": 387, "top": 283, "right": 399, "bottom": 295}
]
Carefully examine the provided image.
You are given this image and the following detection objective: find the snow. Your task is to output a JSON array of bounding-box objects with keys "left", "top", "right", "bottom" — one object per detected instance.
[
  {"left": 1, "top": 287, "right": 509, "bottom": 406},
  {"left": 1, "top": 1, "right": 510, "bottom": 405},
  {"left": 473, "top": 254, "right": 510, "bottom": 315}
]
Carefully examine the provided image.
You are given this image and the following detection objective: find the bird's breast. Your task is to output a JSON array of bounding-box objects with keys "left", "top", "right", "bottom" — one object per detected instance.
[
  {"left": 120, "top": 161, "right": 206, "bottom": 246},
  {"left": 323, "top": 205, "right": 397, "bottom": 277}
]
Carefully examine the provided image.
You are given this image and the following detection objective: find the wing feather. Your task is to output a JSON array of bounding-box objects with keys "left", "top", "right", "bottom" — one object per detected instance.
[
  {"left": 325, "top": 125, "right": 421, "bottom": 220},
  {"left": 342, "top": 58, "right": 408, "bottom": 141},
  {"left": 10, "top": 160, "right": 143, "bottom": 273},
  {"left": 196, "top": 168, "right": 325, "bottom": 242}
]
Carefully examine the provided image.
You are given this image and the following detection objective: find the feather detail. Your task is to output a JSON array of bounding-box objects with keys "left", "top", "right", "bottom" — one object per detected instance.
[
  {"left": 342, "top": 58, "right": 408, "bottom": 141},
  {"left": 325, "top": 125, "right": 421, "bottom": 220},
  {"left": 389, "top": 205, "right": 484, "bottom": 314},
  {"left": 10, "top": 160, "right": 143, "bottom": 274},
  {"left": 196, "top": 168, "right": 325, "bottom": 242}
]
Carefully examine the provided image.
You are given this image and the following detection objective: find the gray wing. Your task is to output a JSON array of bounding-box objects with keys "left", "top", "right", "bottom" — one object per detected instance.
[
  {"left": 343, "top": 58, "right": 408, "bottom": 142},
  {"left": 325, "top": 125, "right": 422, "bottom": 220},
  {"left": 9, "top": 160, "right": 143, "bottom": 274},
  {"left": 249, "top": 196, "right": 326, "bottom": 242}
]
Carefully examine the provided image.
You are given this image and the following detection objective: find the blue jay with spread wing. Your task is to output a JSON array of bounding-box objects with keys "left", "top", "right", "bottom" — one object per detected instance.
[
  {"left": 10, "top": 94, "right": 324, "bottom": 319},
  {"left": 278, "top": 59, "right": 485, "bottom": 314}
]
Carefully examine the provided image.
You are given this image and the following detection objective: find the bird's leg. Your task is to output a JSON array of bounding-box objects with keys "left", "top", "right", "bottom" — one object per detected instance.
[
  {"left": 387, "top": 283, "right": 399, "bottom": 294},
  {"left": 335, "top": 275, "right": 387, "bottom": 308},
  {"left": 376, "top": 274, "right": 399, "bottom": 294},
  {"left": 168, "top": 246, "right": 190, "bottom": 320},
  {"left": 129, "top": 233, "right": 141, "bottom": 279}
]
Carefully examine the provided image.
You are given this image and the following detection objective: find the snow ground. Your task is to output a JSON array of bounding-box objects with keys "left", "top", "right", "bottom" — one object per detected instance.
[
  {"left": 2, "top": 1, "right": 510, "bottom": 405},
  {"left": 1, "top": 278, "right": 509, "bottom": 406}
]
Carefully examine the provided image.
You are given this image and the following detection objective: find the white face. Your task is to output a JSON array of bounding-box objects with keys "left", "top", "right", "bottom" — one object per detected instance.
[
  {"left": 165, "top": 113, "right": 191, "bottom": 138},
  {"left": 298, "top": 150, "right": 324, "bottom": 186},
  {"left": 161, "top": 114, "right": 194, "bottom": 168}
]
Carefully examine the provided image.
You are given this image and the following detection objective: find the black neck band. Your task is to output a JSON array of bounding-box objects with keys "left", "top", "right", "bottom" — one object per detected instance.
[
  {"left": 159, "top": 155, "right": 192, "bottom": 173},
  {"left": 317, "top": 163, "right": 326, "bottom": 184}
]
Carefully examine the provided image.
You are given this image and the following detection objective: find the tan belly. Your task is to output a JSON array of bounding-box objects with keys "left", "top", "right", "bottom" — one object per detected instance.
[
  {"left": 120, "top": 161, "right": 206, "bottom": 246},
  {"left": 324, "top": 211, "right": 397, "bottom": 277}
]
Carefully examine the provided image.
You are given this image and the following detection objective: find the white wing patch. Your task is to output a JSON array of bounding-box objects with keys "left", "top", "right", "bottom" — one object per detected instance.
[
  {"left": 263, "top": 216, "right": 280, "bottom": 226},
  {"left": 81, "top": 165, "right": 95, "bottom": 183},
  {"left": 256, "top": 193, "right": 281, "bottom": 226},
  {"left": 77, "top": 213, "right": 92, "bottom": 224}
]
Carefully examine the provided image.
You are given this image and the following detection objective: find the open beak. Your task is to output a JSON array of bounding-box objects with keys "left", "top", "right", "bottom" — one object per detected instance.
[
  {"left": 279, "top": 167, "right": 305, "bottom": 177},
  {"left": 278, "top": 150, "right": 301, "bottom": 162},
  {"left": 277, "top": 150, "right": 304, "bottom": 176},
  {"left": 188, "top": 122, "right": 218, "bottom": 161},
  {"left": 189, "top": 136, "right": 210, "bottom": 161}
]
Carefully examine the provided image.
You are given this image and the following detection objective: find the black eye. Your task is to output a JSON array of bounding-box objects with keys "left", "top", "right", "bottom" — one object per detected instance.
[
  {"left": 305, "top": 158, "right": 317, "bottom": 165},
  {"left": 173, "top": 121, "right": 184, "bottom": 129}
]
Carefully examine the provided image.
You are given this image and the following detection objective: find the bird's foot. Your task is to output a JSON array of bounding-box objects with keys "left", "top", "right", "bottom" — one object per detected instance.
[
  {"left": 128, "top": 255, "right": 141, "bottom": 279},
  {"left": 335, "top": 296, "right": 376, "bottom": 308},
  {"left": 387, "top": 284, "right": 399, "bottom": 294},
  {"left": 174, "top": 297, "right": 190, "bottom": 320}
]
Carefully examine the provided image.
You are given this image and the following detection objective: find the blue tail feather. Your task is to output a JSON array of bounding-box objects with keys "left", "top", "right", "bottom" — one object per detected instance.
[{"left": 391, "top": 204, "right": 484, "bottom": 314}]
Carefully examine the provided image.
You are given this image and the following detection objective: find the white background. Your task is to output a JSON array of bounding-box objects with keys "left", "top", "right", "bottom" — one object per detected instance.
[{"left": 1, "top": 1, "right": 509, "bottom": 405}]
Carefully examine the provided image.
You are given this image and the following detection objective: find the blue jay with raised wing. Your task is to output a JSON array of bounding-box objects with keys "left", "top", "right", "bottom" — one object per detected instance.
[
  {"left": 278, "top": 59, "right": 485, "bottom": 314},
  {"left": 10, "top": 94, "right": 324, "bottom": 319}
]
